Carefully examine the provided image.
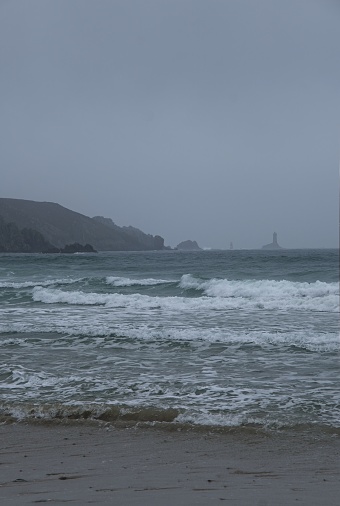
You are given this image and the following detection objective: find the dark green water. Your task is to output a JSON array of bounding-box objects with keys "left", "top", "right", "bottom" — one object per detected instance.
[{"left": 0, "top": 249, "right": 338, "bottom": 430}]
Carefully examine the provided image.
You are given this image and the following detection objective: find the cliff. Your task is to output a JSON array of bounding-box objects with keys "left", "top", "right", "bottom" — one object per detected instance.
[
  {"left": 92, "top": 216, "right": 164, "bottom": 250},
  {"left": 0, "top": 215, "right": 57, "bottom": 253},
  {"left": 0, "top": 199, "right": 165, "bottom": 251}
]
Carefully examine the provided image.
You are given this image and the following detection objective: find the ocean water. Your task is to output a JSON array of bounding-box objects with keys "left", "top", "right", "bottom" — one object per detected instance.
[{"left": 0, "top": 249, "right": 339, "bottom": 432}]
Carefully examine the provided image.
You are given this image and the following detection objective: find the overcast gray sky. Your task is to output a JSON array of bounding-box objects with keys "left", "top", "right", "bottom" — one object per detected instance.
[{"left": 1, "top": 0, "right": 339, "bottom": 249}]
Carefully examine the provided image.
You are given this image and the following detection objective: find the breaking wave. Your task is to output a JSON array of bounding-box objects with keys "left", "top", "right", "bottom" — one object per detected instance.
[
  {"left": 106, "top": 276, "right": 175, "bottom": 287},
  {"left": 32, "top": 276, "right": 339, "bottom": 313},
  {"left": 179, "top": 275, "right": 339, "bottom": 312}
]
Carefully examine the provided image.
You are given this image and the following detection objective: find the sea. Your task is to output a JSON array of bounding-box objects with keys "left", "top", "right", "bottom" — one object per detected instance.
[{"left": 0, "top": 249, "right": 339, "bottom": 433}]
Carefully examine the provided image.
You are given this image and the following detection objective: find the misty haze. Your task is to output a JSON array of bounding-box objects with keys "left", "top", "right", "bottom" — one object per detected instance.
[{"left": 1, "top": 0, "right": 339, "bottom": 249}]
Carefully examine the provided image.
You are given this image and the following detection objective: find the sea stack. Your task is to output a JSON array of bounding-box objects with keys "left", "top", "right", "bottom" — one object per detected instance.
[
  {"left": 262, "top": 232, "right": 282, "bottom": 250},
  {"left": 175, "top": 240, "right": 201, "bottom": 251}
]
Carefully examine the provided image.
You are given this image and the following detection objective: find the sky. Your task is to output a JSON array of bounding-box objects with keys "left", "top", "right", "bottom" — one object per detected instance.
[{"left": 1, "top": 0, "right": 339, "bottom": 249}]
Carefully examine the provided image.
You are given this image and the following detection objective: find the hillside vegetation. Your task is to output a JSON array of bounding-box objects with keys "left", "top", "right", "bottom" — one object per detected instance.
[{"left": 0, "top": 199, "right": 165, "bottom": 251}]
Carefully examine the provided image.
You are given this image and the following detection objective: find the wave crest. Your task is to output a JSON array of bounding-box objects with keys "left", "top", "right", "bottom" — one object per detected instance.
[
  {"left": 0, "top": 278, "right": 83, "bottom": 289},
  {"left": 179, "top": 275, "right": 339, "bottom": 311},
  {"left": 106, "top": 276, "right": 175, "bottom": 287}
]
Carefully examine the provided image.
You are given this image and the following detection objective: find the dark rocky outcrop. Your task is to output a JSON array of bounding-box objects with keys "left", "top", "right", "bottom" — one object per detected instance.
[
  {"left": 0, "top": 215, "right": 58, "bottom": 253},
  {"left": 0, "top": 198, "right": 165, "bottom": 251},
  {"left": 0, "top": 215, "right": 97, "bottom": 253},
  {"left": 60, "top": 243, "right": 97, "bottom": 254},
  {"left": 175, "top": 240, "right": 201, "bottom": 251}
]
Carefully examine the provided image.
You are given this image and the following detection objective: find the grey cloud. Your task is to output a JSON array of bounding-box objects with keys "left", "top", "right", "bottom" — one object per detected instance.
[{"left": 1, "top": 0, "right": 339, "bottom": 248}]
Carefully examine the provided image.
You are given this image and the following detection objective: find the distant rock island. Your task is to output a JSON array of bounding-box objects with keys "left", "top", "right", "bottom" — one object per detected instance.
[
  {"left": 0, "top": 198, "right": 166, "bottom": 252},
  {"left": 176, "top": 240, "right": 201, "bottom": 251},
  {"left": 60, "top": 243, "right": 97, "bottom": 254},
  {"left": 262, "top": 232, "right": 283, "bottom": 250}
]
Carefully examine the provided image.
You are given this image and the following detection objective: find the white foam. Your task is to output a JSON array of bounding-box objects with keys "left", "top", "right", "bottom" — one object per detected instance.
[
  {"left": 106, "top": 276, "right": 175, "bottom": 287},
  {"left": 1, "top": 307, "right": 338, "bottom": 353},
  {"left": 32, "top": 276, "right": 339, "bottom": 313},
  {"left": 0, "top": 365, "right": 59, "bottom": 390},
  {"left": 179, "top": 275, "right": 339, "bottom": 312},
  {"left": 0, "top": 278, "right": 83, "bottom": 289}
]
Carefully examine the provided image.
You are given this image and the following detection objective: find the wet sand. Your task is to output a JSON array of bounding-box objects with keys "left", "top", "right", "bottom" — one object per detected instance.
[{"left": 0, "top": 423, "right": 339, "bottom": 505}]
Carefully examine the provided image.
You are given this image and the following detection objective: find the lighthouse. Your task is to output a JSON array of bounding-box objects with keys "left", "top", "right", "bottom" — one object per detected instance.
[{"left": 262, "top": 232, "right": 282, "bottom": 250}]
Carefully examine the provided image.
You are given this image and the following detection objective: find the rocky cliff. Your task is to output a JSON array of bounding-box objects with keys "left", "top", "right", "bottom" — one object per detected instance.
[
  {"left": 0, "top": 215, "right": 57, "bottom": 253},
  {"left": 0, "top": 199, "right": 165, "bottom": 251},
  {"left": 92, "top": 216, "right": 164, "bottom": 250}
]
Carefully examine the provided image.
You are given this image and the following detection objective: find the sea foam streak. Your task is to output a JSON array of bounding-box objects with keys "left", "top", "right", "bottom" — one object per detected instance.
[
  {"left": 0, "top": 316, "right": 338, "bottom": 352},
  {"left": 0, "top": 278, "right": 83, "bottom": 289},
  {"left": 106, "top": 276, "right": 175, "bottom": 287}
]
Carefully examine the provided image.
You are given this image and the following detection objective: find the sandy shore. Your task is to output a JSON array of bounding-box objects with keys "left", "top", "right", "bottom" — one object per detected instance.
[{"left": 0, "top": 423, "right": 339, "bottom": 505}]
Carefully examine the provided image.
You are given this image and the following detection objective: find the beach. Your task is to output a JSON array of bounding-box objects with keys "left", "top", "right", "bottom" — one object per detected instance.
[
  {"left": 1, "top": 423, "right": 339, "bottom": 505},
  {"left": 1, "top": 250, "right": 339, "bottom": 504}
]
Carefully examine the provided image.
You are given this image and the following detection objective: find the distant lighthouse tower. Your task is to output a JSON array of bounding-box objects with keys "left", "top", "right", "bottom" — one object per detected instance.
[
  {"left": 230, "top": 241, "right": 233, "bottom": 250},
  {"left": 262, "top": 232, "right": 282, "bottom": 249}
]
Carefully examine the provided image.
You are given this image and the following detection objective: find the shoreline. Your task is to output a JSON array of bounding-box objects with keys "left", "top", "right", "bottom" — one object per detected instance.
[{"left": 1, "top": 423, "right": 339, "bottom": 505}]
